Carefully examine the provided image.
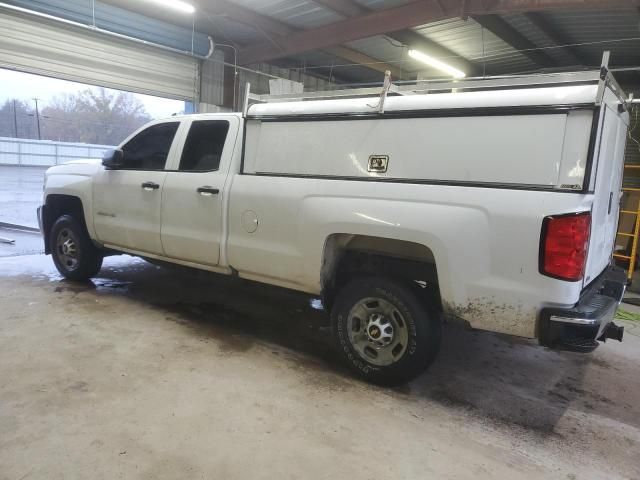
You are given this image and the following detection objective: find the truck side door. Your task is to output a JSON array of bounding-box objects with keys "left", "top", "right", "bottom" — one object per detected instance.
[
  {"left": 93, "top": 121, "right": 181, "bottom": 255},
  {"left": 160, "top": 116, "right": 238, "bottom": 266}
]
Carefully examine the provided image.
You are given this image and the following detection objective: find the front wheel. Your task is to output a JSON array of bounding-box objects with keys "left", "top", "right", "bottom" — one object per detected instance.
[
  {"left": 331, "top": 277, "right": 441, "bottom": 386},
  {"left": 50, "top": 215, "right": 103, "bottom": 281}
]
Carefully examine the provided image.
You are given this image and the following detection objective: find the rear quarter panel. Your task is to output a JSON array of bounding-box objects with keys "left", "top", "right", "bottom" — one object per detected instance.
[{"left": 228, "top": 175, "right": 594, "bottom": 338}]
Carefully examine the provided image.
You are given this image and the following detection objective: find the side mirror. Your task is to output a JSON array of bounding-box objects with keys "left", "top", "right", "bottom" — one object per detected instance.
[{"left": 102, "top": 149, "right": 125, "bottom": 169}]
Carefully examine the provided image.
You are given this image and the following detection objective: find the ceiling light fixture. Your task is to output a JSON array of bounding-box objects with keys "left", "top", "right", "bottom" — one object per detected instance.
[
  {"left": 143, "top": 0, "right": 195, "bottom": 14},
  {"left": 407, "top": 49, "right": 465, "bottom": 79}
]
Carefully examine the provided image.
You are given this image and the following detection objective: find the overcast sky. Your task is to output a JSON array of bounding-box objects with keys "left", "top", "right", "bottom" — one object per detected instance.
[{"left": 0, "top": 69, "right": 185, "bottom": 118}]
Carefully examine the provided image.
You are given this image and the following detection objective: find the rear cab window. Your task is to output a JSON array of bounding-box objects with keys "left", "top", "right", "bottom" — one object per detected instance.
[{"left": 179, "top": 120, "right": 230, "bottom": 172}]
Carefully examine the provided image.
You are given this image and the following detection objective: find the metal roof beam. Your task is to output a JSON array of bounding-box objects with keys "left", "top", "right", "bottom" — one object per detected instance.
[
  {"left": 238, "top": 0, "right": 638, "bottom": 65},
  {"left": 312, "top": 0, "right": 478, "bottom": 77},
  {"left": 239, "top": 1, "right": 450, "bottom": 65},
  {"left": 325, "top": 46, "right": 404, "bottom": 77},
  {"left": 203, "top": 0, "right": 293, "bottom": 37},
  {"left": 471, "top": 14, "right": 556, "bottom": 67},
  {"left": 200, "top": 0, "right": 402, "bottom": 78}
]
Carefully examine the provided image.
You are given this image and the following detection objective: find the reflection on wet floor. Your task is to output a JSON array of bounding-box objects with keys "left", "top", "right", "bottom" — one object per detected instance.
[
  {"left": 3, "top": 253, "right": 640, "bottom": 446},
  {"left": 43, "top": 254, "right": 339, "bottom": 372},
  {"left": 309, "top": 298, "right": 324, "bottom": 310},
  {"left": 0, "top": 227, "right": 43, "bottom": 257}
]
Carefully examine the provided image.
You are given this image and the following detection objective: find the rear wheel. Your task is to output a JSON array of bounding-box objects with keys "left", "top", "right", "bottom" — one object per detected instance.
[
  {"left": 331, "top": 277, "right": 441, "bottom": 386},
  {"left": 50, "top": 215, "right": 103, "bottom": 281}
]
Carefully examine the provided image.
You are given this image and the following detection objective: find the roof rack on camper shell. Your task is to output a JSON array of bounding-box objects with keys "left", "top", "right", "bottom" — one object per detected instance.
[{"left": 244, "top": 51, "right": 628, "bottom": 116}]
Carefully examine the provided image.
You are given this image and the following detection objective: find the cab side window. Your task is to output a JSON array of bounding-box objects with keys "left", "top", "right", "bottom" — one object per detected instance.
[
  {"left": 179, "top": 120, "right": 230, "bottom": 172},
  {"left": 121, "top": 122, "right": 179, "bottom": 170}
]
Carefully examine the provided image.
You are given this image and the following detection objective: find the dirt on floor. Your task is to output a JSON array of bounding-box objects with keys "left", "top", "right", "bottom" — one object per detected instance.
[{"left": 0, "top": 254, "right": 639, "bottom": 480}]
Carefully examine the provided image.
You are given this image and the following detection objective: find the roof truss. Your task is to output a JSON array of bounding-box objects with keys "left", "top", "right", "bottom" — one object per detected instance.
[{"left": 236, "top": 0, "right": 639, "bottom": 65}]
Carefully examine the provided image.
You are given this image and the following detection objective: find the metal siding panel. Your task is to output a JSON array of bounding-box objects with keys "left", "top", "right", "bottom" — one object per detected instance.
[
  {"left": 94, "top": 3, "right": 210, "bottom": 55},
  {"left": 229, "top": 0, "right": 342, "bottom": 28},
  {"left": 540, "top": 9, "right": 640, "bottom": 67},
  {"left": 353, "top": 0, "right": 412, "bottom": 9},
  {"left": 413, "top": 17, "right": 539, "bottom": 75},
  {"left": 206, "top": 16, "right": 263, "bottom": 45},
  {"left": 346, "top": 36, "right": 413, "bottom": 72},
  {"left": 0, "top": 9, "right": 198, "bottom": 100},
  {"left": 500, "top": 13, "right": 576, "bottom": 66},
  {"left": 6, "top": 0, "right": 92, "bottom": 24},
  {"left": 5, "top": 0, "right": 211, "bottom": 56}
]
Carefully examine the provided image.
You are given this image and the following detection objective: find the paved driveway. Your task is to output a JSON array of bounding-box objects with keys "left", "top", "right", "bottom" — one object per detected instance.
[{"left": 0, "top": 165, "right": 46, "bottom": 228}]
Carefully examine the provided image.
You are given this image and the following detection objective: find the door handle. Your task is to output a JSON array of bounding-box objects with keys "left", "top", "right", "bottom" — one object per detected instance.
[
  {"left": 197, "top": 186, "right": 219, "bottom": 195},
  {"left": 141, "top": 181, "right": 160, "bottom": 190},
  {"left": 608, "top": 191, "right": 613, "bottom": 214}
]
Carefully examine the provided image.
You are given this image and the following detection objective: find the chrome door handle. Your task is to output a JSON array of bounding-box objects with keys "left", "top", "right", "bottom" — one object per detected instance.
[
  {"left": 197, "top": 186, "right": 219, "bottom": 195},
  {"left": 141, "top": 181, "right": 160, "bottom": 190}
]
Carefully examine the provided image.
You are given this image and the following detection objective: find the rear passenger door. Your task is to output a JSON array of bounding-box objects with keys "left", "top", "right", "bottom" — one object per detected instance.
[{"left": 160, "top": 116, "right": 238, "bottom": 266}]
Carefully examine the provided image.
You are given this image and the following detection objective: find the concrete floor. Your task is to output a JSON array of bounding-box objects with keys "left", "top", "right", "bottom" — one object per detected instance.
[{"left": 1, "top": 254, "right": 639, "bottom": 479}]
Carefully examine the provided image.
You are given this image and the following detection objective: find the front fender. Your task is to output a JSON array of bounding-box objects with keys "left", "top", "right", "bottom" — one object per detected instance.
[{"left": 44, "top": 163, "right": 100, "bottom": 240}]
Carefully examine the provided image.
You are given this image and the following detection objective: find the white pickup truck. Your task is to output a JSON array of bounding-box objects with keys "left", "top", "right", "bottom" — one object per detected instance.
[{"left": 39, "top": 67, "right": 628, "bottom": 385}]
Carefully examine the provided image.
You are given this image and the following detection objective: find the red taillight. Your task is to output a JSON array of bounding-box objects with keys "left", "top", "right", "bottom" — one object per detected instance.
[{"left": 540, "top": 212, "right": 591, "bottom": 282}]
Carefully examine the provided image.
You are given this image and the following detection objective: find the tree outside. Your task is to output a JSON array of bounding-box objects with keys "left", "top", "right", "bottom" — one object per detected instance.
[
  {"left": 0, "top": 99, "right": 39, "bottom": 139},
  {"left": 0, "top": 88, "right": 156, "bottom": 145}
]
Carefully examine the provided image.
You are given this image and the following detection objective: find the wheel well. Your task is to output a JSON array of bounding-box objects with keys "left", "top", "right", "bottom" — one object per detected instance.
[
  {"left": 321, "top": 234, "right": 441, "bottom": 312},
  {"left": 42, "top": 195, "right": 87, "bottom": 254}
]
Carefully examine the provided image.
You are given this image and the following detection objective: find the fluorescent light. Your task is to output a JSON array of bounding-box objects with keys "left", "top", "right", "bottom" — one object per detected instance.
[
  {"left": 143, "top": 0, "right": 195, "bottom": 14},
  {"left": 408, "top": 49, "right": 465, "bottom": 79}
]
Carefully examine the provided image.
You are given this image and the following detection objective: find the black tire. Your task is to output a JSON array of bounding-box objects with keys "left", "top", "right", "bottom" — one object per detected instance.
[
  {"left": 332, "top": 276, "right": 441, "bottom": 386},
  {"left": 50, "top": 215, "right": 103, "bottom": 281}
]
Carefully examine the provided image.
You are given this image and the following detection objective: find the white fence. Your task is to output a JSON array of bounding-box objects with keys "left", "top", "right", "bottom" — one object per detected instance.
[{"left": 0, "top": 136, "right": 114, "bottom": 167}]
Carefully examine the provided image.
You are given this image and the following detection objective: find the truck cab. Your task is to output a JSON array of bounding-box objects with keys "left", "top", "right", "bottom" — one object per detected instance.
[{"left": 93, "top": 114, "right": 240, "bottom": 269}]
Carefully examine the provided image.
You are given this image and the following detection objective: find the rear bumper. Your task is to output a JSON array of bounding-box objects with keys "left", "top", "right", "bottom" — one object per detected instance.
[{"left": 539, "top": 265, "right": 626, "bottom": 352}]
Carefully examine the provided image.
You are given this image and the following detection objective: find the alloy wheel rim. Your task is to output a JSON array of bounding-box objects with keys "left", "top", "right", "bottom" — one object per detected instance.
[
  {"left": 56, "top": 228, "right": 79, "bottom": 271},
  {"left": 346, "top": 297, "right": 409, "bottom": 366}
]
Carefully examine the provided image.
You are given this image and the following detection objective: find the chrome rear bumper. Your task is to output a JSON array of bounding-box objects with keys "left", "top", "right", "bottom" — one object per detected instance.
[{"left": 539, "top": 265, "right": 625, "bottom": 352}]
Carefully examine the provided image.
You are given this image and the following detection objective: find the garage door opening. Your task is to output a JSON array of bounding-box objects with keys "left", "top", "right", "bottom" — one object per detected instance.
[
  {"left": 0, "top": 68, "right": 187, "bottom": 145},
  {"left": 0, "top": 68, "right": 187, "bottom": 229}
]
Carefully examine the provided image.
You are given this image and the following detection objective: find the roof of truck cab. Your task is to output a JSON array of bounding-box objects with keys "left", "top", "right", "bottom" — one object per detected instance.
[
  {"left": 163, "top": 113, "right": 243, "bottom": 120},
  {"left": 247, "top": 84, "right": 599, "bottom": 118}
]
